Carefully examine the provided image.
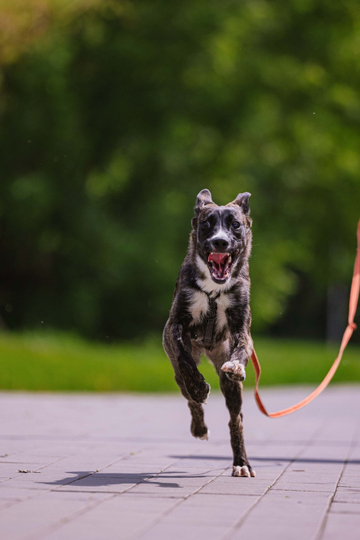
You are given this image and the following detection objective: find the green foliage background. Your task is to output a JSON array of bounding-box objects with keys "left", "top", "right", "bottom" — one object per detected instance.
[{"left": 0, "top": 0, "right": 359, "bottom": 341}]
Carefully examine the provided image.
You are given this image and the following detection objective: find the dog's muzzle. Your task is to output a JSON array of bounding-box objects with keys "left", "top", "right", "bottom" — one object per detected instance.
[{"left": 207, "top": 252, "right": 235, "bottom": 282}]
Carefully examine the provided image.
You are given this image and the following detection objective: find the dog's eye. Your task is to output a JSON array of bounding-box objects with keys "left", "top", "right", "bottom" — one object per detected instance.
[
  {"left": 232, "top": 221, "right": 241, "bottom": 229},
  {"left": 201, "top": 220, "right": 211, "bottom": 229}
]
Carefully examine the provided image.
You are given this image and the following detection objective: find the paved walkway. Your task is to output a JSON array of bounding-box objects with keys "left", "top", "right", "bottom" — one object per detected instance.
[{"left": 0, "top": 386, "right": 359, "bottom": 540}]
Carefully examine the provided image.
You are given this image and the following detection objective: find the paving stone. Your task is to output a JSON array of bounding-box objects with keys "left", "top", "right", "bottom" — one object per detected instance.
[
  {"left": 0, "top": 490, "right": 110, "bottom": 540},
  {"left": 134, "top": 521, "right": 227, "bottom": 540},
  {"left": 198, "top": 476, "right": 275, "bottom": 496},
  {"left": 41, "top": 494, "right": 180, "bottom": 540},
  {"left": 329, "top": 501, "right": 360, "bottom": 514},
  {"left": 320, "top": 512, "right": 360, "bottom": 539},
  {"left": 229, "top": 490, "right": 331, "bottom": 540},
  {"left": 157, "top": 492, "right": 258, "bottom": 526},
  {"left": 333, "top": 486, "right": 360, "bottom": 503}
]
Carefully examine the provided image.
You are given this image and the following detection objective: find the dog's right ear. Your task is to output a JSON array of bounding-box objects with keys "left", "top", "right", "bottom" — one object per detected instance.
[
  {"left": 192, "top": 189, "right": 213, "bottom": 228},
  {"left": 191, "top": 189, "right": 214, "bottom": 229},
  {"left": 195, "top": 189, "right": 213, "bottom": 214}
]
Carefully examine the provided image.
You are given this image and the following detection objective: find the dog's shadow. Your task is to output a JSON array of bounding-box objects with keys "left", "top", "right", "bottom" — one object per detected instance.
[{"left": 40, "top": 470, "right": 211, "bottom": 489}]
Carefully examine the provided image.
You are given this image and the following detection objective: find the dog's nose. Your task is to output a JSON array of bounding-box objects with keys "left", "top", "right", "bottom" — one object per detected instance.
[{"left": 211, "top": 238, "right": 229, "bottom": 251}]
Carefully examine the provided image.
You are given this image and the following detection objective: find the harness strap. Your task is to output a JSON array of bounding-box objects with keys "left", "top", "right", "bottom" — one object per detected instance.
[
  {"left": 203, "top": 292, "right": 220, "bottom": 346},
  {"left": 251, "top": 219, "right": 360, "bottom": 418}
]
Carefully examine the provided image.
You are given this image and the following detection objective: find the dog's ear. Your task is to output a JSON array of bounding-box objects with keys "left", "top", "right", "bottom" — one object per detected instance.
[
  {"left": 232, "top": 192, "right": 251, "bottom": 215},
  {"left": 192, "top": 189, "right": 212, "bottom": 228},
  {"left": 193, "top": 189, "right": 214, "bottom": 228},
  {"left": 195, "top": 189, "right": 213, "bottom": 214}
]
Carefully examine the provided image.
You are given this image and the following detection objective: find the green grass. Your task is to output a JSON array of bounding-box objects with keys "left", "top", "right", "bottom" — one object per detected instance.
[{"left": 0, "top": 331, "right": 359, "bottom": 392}]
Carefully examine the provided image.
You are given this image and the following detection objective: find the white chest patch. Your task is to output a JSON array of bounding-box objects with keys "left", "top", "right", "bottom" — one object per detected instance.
[
  {"left": 215, "top": 293, "right": 232, "bottom": 331},
  {"left": 188, "top": 291, "right": 209, "bottom": 324},
  {"left": 188, "top": 289, "right": 232, "bottom": 333}
]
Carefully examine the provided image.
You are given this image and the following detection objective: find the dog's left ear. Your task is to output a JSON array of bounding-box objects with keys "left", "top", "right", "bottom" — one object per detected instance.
[{"left": 232, "top": 192, "right": 251, "bottom": 215}]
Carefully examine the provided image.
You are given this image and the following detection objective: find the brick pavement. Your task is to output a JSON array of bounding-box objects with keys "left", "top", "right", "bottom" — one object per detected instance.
[{"left": 0, "top": 386, "right": 359, "bottom": 540}]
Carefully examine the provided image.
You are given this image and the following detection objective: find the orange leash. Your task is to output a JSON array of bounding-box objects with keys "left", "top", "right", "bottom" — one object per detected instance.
[{"left": 251, "top": 219, "right": 360, "bottom": 418}]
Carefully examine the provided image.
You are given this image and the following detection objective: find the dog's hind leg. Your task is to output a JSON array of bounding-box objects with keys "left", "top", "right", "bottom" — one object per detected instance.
[{"left": 219, "top": 372, "right": 255, "bottom": 477}]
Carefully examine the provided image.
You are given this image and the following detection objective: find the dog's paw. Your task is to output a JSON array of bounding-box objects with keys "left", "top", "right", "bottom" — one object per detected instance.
[
  {"left": 191, "top": 421, "right": 210, "bottom": 441},
  {"left": 232, "top": 465, "right": 256, "bottom": 478},
  {"left": 221, "top": 361, "right": 246, "bottom": 382},
  {"left": 195, "top": 429, "right": 210, "bottom": 441}
]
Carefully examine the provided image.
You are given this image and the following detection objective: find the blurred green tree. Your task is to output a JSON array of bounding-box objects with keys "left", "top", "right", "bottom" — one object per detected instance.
[{"left": 0, "top": 0, "right": 359, "bottom": 340}]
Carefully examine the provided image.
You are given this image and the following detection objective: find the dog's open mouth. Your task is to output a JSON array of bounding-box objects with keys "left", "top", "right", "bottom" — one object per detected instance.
[{"left": 207, "top": 252, "right": 236, "bottom": 282}]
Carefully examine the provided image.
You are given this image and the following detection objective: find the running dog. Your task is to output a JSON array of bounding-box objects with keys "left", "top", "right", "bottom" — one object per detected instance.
[{"left": 163, "top": 189, "right": 255, "bottom": 478}]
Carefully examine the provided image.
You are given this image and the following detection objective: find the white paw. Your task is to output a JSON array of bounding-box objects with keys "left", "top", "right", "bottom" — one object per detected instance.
[
  {"left": 232, "top": 465, "right": 256, "bottom": 477},
  {"left": 221, "top": 361, "right": 246, "bottom": 380},
  {"left": 199, "top": 430, "right": 210, "bottom": 441}
]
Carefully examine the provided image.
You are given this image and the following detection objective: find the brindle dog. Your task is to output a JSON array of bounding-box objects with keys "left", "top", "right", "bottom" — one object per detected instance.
[{"left": 163, "top": 189, "right": 255, "bottom": 477}]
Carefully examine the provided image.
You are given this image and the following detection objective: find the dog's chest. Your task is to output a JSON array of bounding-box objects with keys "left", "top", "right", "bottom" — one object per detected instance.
[{"left": 188, "top": 290, "right": 231, "bottom": 332}]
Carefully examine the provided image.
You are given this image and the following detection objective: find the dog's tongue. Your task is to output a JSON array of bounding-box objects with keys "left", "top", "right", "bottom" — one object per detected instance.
[
  {"left": 208, "top": 253, "right": 228, "bottom": 263},
  {"left": 207, "top": 252, "right": 231, "bottom": 281}
]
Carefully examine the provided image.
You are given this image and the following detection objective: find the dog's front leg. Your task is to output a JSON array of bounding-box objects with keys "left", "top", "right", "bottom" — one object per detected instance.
[
  {"left": 221, "top": 334, "right": 253, "bottom": 382},
  {"left": 164, "top": 322, "right": 210, "bottom": 404},
  {"left": 163, "top": 322, "right": 210, "bottom": 439}
]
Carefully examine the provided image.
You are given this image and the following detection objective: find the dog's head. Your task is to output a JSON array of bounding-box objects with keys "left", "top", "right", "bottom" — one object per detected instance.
[{"left": 191, "top": 189, "right": 252, "bottom": 285}]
